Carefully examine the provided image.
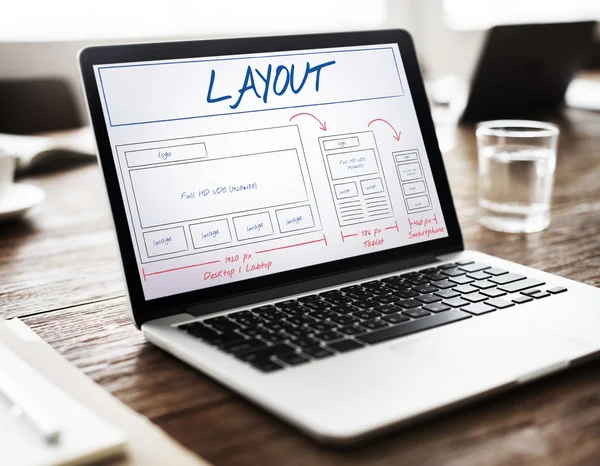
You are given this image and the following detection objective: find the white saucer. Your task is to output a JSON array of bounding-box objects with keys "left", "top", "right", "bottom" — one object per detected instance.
[{"left": 0, "top": 183, "right": 46, "bottom": 221}]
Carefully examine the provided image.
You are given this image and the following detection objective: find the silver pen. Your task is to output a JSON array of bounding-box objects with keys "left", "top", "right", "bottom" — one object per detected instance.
[{"left": 0, "top": 369, "right": 61, "bottom": 444}]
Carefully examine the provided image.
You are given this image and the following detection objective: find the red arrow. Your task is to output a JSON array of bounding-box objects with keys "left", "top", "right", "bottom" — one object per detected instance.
[
  {"left": 368, "top": 118, "right": 401, "bottom": 141},
  {"left": 289, "top": 112, "right": 327, "bottom": 131}
]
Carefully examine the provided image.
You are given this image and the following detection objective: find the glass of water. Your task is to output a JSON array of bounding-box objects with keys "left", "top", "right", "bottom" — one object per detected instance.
[{"left": 476, "top": 120, "right": 559, "bottom": 233}]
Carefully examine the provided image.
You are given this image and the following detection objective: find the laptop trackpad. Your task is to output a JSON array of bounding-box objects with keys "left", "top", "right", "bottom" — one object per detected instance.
[{"left": 389, "top": 316, "right": 588, "bottom": 384}]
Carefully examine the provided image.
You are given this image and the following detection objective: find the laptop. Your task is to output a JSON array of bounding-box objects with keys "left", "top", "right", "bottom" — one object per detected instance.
[
  {"left": 460, "top": 21, "right": 598, "bottom": 123},
  {"left": 79, "top": 29, "right": 600, "bottom": 444}
]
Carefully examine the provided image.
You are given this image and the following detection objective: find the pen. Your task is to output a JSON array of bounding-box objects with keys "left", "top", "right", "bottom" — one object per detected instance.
[{"left": 0, "top": 369, "right": 61, "bottom": 444}]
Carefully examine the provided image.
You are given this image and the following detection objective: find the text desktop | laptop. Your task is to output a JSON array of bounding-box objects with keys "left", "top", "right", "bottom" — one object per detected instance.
[{"left": 80, "top": 30, "right": 600, "bottom": 444}]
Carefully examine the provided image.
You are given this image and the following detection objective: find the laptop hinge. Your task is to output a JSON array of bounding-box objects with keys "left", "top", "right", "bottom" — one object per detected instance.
[{"left": 186, "top": 253, "right": 440, "bottom": 318}]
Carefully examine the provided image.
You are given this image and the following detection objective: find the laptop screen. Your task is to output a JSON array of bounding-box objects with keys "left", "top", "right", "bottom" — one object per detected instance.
[{"left": 94, "top": 43, "right": 449, "bottom": 300}]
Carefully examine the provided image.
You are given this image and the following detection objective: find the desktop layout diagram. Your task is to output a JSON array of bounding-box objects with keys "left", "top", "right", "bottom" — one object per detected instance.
[
  {"left": 116, "top": 126, "right": 322, "bottom": 264},
  {"left": 96, "top": 43, "right": 448, "bottom": 299}
]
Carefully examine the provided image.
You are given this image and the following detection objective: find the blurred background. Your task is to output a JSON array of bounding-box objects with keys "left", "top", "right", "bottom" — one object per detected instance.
[{"left": 1, "top": 0, "right": 599, "bottom": 136}]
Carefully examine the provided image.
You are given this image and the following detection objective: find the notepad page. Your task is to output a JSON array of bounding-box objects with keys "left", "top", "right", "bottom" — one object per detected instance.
[{"left": 0, "top": 341, "right": 127, "bottom": 466}]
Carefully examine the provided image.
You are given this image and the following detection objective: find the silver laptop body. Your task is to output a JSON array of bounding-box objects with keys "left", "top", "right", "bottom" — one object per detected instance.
[{"left": 79, "top": 30, "right": 600, "bottom": 444}]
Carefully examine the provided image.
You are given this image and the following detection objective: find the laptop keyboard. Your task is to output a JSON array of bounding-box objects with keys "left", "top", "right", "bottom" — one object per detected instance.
[{"left": 177, "top": 260, "right": 568, "bottom": 373}]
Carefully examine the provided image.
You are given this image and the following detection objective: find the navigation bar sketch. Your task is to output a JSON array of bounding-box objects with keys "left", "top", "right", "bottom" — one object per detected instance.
[
  {"left": 319, "top": 131, "right": 394, "bottom": 227},
  {"left": 115, "top": 125, "right": 322, "bottom": 264}
]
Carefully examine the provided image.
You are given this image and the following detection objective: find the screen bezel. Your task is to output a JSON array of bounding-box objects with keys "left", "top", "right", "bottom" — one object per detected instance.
[{"left": 79, "top": 29, "right": 463, "bottom": 327}]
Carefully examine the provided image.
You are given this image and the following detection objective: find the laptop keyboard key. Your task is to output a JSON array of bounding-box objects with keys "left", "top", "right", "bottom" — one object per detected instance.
[
  {"left": 373, "top": 294, "right": 397, "bottom": 304},
  {"left": 455, "top": 260, "right": 474, "bottom": 266},
  {"left": 438, "top": 263, "right": 457, "bottom": 270},
  {"left": 498, "top": 278, "right": 545, "bottom": 293},
  {"left": 484, "top": 268, "right": 508, "bottom": 276},
  {"left": 430, "top": 279, "right": 456, "bottom": 289},
  {"left": 472, "top": 280, "right": 496, "bottom": 289},
  {"left": 423, "top": 273, "right": 448, "bottom": 282},
  {"left": 303, "top": 346, "right": 335, "bottom": 359},
  {"left": 341, "top": 285, "right": 362, "bottom": 293},
  {"left": 513, "top": 295, "right": 533, "bottom": 304},
  {"left": 404, "top": 277, "right": 430, "bottom": 285},
  {"left": 303, "top": 300, "right": 331, "bottom": 311},
  {"left": 290, "top": 337, "right": 320, "bottom": 349},
  {"left": 320, "top": 290, "right": 344, "bottom": 299},
  {"left": 298, "top": 294, "right": 320, "bottom": 302},
  {"left": 251, "top": 359, "right": 284, "bottom": 373},
  {"left": 239, "top": 326, "right": 261, "bottom": 337},
  {"left": 333, "top": 304, "right": 360, "bottom": 315},
  {"left": 344, "top": 290, "right": 374, "bottom": 300},
  {"left": 275, "top": 300, "right": 304, "bottom": 311},
  {"left": 261, "top": 332, "right": 287, "bottom": 344},
  {"left": 235, "top": 317, "right": 262, "bottom": 327},
  {"left": 413, "top": 285, "right": 439, "bottom": 294},
  {"left": 236, "top": 343, "right": 297, "bottom": 362},
  {"left": 384, "top": 282, "right": 411, "bottom": 292},
  {"left": 229, "top": 310, "right": 253, "bottom": 320},
  {"left": 308, "top": 321, "right": 336, "bottom": 332},
  {"left": 444, "top": 297, "right": 470, "bottom": 308},
  {"left": 207, "top": 332, "right": 246, "bottom": 347},
  {"left": 362, "top": 319, "right": 389, "bottom": 330},
  {"left": 449, "top": 275, "right": 474, "bottom": 285},
  {"left": 277, "top": 353, "right": 309, "bottom": 366},
  {"left": 261, "top": 321, "right": 285, "bottom": 332},
  {"left": 314, "top": 330, "right": 343, "bottom": 342},
  {"left": 403, "top": 308, "right": 431, "bottom": 318},
  {"left": 458, "top": 263, "right": 490, "bottom": 273},
  {"left": 454, "top": 284, "right": 479, "bottom": 294},
  {"left": 338, "top": 325, "right": 367, "bottom": 336},
  {"left": 252, "top": 304, "right": 278, "bottom": 313},
  {"left": 393, "top": 290, "right": 421, "bottom": 299},
  {"left": 322, "top": 295, "right": 352, "bottom": 306},
  {"left": 486, "top": 298, "right": 514, "bottom": 309},
  {"left": 533, "top": 291, "right": 550, "bottom": 298},
  {"left": 357, "top": 310, "right": 471, "bottom": 345},
  {"left": 461, "top": 302, "right": 496, "bottom": 315},
  {"left": 463, "top": 292, "right": 489, "bottom": 303},
  {"left": 222, "top": 338, "right": 266, "bottom": 354},
  {"left": 330, "top": 315, "right": 359, "bottom": 326},
  {"left": 352, "top": 309, "right": 379, "bottom": 320},
  {"left": 328, "top": 339, "right": 364, "bottom": 353},
  {"left": 183, "top": 325, "right": 220, "bottom": 341},
  {"left": 434, "top": 289, "right": 460, "bottom": 299},
  {"left": 415, "top": 294, "right": 442, "bottom": 304},
  {"left": 205, "top": 319, "right": 240, "bottom": 333},
  {"left": 548, "top": 286, "right": 567, "bottom": 294},
  {"left": 489, "top": 273, "right": 526, "bottom": 285},
  {"left": 382, "top": 313, "right": 411, "bottom": 324},
  {"left": 423, "top": 303, "right": 451, "bottom": 313},
  {"left": 467, "top": 271, "right": 490, "bottom": 280},
  {"left": 308, "top": 310, "right": 337, "bottom": 320},
  {"left": 286, "top": 327, "right": 313, "bottom": 338},
  {"left": 481, "top": 288, "right": 506, "bottom": 298},
  {"left": 441, "top": 268, "right": 465, "bottom": 277},
  {"left": 352, "top": 299, "right": 379, "bottom": 309},
  {"left": 374, "top": 304, "right": 402, "bottom": 314},
  {"left": 397, "top": 299, "right": 421, "bottom": 309},
  {"left": 287, "top": 316, "right": 314, "bottom": 326}
]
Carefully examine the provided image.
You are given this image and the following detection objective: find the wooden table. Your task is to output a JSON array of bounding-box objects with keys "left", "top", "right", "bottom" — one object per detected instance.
[{"left": 2, "top": 108, "right": 600, "bottom": 465}]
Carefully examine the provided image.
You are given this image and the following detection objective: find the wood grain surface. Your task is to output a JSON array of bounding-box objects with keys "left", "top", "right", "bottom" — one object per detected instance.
[{"left": 2, "top": 108, "right": 600, "bottom": 465}]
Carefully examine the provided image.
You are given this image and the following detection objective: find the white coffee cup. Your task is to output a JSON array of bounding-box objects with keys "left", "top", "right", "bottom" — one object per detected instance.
[{"left": 0, "top": 150, "right": 16, "bottom": 201}]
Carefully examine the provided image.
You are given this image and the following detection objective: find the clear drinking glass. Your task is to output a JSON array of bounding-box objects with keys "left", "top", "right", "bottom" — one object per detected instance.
[{"left": 476, "top": 120, "right": 559, "bottom": 233}]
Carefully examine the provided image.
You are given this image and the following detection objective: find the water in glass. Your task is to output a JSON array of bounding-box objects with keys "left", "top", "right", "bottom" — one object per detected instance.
[{"left": 479, "top": 144, "right": 555, "bottom": 233}]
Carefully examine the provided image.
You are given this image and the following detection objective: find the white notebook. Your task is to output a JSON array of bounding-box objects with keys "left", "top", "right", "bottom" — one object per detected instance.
[
  {"left": 0, "top": 336, "right": 127, "bottom": 466},
  {"left": 0, "top": 318, "right": 209, "bottom": 466}
]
